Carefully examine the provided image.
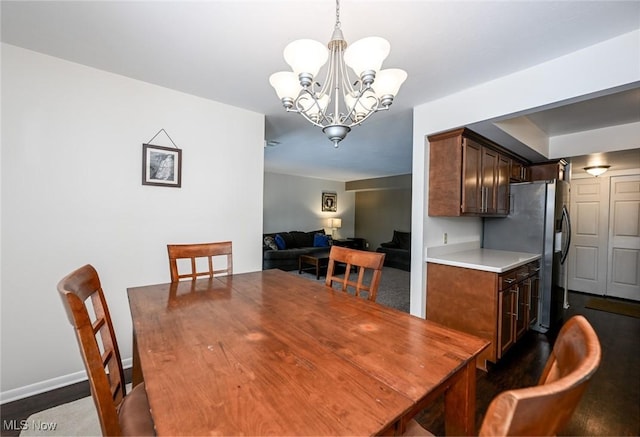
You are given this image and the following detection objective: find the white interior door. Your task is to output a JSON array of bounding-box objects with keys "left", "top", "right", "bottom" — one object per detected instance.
[
  {"left": 606, "top": 175, "right": 640, "bottom": 301},
  {"left": 568, "top": 178, "right": 609, "bottom": 294}
]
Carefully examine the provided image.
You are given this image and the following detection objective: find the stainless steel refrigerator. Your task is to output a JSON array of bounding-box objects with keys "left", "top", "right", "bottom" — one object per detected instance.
[{"left": 483, "top": 180, "right": 571, "bottom": 333}]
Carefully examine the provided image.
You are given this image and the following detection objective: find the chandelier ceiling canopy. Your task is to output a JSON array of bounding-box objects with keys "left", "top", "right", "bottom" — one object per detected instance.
[{"left": 269, "top": 0, "right": 407, "bottom": 147}]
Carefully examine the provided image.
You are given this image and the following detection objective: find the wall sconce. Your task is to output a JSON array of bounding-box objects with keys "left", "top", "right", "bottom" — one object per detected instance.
[
  {"left": 327, "top": 218, "right": 342, "bottom": 238},
  {"left": 584, "top": 165, "right": 610, "bottom": 177}
]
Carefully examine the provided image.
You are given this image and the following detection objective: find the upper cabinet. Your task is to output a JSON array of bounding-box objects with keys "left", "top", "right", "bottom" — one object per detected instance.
[
  {"left": 529, "top": 160, "right": 567, "bottom": 181},
  {"left": 510, "top": 160, "right": 531, "bottom": 182},
  {"left": 428, "top": 128, "right": 525, "bottom": 217}
]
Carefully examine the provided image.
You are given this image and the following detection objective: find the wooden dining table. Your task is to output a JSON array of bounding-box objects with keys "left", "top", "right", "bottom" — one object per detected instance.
[{"left": 127, "top": 269, "right": 488, "bottom": 436}]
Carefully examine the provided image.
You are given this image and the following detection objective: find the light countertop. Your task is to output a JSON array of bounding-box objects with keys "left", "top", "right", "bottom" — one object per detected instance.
[{"left": 426, "top": 248, "right": 540, "bottom": 273}]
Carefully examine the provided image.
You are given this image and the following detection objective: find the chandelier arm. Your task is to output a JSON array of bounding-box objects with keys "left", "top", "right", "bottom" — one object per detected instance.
[
  {"left": 296, "top": 109, "right": 327, "bottom": 129},
  {"left": 338, "top": 47, "right": 356, "bottom": 96},
  {"left": 322, "top": 48, "right": 341, "bottom": 125},
  {"left": 342, "top": 102, "right": 388, "bottom": 128},
  {"left": 316, "top": 60, "right": 332, "bottom": 99},
  {"left": 294, "top": 91, "right": 328, "bottom": 125},
  {"left": 335, "top": 46, "right": 362, "bottom": 124}
]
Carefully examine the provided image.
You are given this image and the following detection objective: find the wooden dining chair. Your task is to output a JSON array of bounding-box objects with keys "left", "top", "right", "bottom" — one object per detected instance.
[
  {"left": 325, "top": 245, "right": 385, "bottom": 301},
  {"left": 57, "top": 264, "right": 155, "bottom": 436},
  {"left": 404, "top": 315, "right": 601, "bottom": 436},
  {"left": 167, "top": 241, "right": 233, "bottom": 282}
]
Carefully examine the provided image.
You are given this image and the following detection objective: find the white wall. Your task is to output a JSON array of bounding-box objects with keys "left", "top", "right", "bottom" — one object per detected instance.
[
  {"left": 263, "top": 172, "right": 354, "bottom": 238},
  {"left": 1, "top": 44, "right": 265, "bottom": 401},
  {"left": 549, "top": 122, "right": 640, "bottom": 158},
  {"left": 355, "top": 189, "right": 412, "bottom": 252},
  {"left": 411, "top": 29, "right": 640, "bottom": 318}
]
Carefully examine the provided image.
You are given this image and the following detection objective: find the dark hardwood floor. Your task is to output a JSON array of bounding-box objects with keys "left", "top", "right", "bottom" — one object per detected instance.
[
  {"left": 1, "top": 292, "right": 638, "bottom": 436},
  {"left": 415, "top": 291, "right": 640, "bottom": 436}
]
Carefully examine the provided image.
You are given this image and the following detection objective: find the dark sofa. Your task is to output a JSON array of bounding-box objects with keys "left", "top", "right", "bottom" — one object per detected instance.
[
  {"left": 263, "top": 229, "right": 330, "bottom": 271},
  {"left": 376, "top": 230, "right": 411, "bottom": 271}
]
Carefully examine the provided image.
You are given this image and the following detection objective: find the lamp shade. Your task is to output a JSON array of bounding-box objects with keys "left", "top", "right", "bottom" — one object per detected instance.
[
  {"left": 284, "top": 39, "right": 329, "bottom": 77},
  {"left": 344, "top": 36, "right": 390, "bottom": 76},
  {"left": 328, "top": 218, "right": 342, "bottom": 229},
  {"left": 269, "top": 71, "right": 301, "bottom": 100},
  {"left": 374, "top": 68, "right": 407, "bottom": 97}
]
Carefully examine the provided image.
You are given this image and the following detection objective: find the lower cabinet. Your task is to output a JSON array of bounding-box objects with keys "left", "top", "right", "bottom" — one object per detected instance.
[
  {"left": 427, "top": 260, "right": 540, "bottom": 369},
  {"left": 498, "top": 288, "right": 515, "bottom": 357},
  {"left": 529, "top": 274, "right": 540, "bottom": 327}
]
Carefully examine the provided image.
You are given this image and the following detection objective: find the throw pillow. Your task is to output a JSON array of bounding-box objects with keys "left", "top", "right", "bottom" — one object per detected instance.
[
  {"left": 264, "top": 236, "right": 278, "bottom": 250},
  {"left": 274, "top": 234, "right": 286, "bottom": 250},
  {"left": 313, "top": 233, "right": 330, "bottom": 247}
]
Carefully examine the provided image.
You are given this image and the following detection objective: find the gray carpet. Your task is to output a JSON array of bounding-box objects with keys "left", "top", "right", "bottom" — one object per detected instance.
[
  {"left": 20, "top": 383, "right": 130, "bottom": 436},
  {"left": 292, "top": 266, "right": 411, "bottom": 313}
]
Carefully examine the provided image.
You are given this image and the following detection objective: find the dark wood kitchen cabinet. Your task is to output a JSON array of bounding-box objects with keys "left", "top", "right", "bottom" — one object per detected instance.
[
  {"left": 428, "top": 128, "right": 514, "bottom": 217},
  {"left": 461, "top": 137, "right": 482, "bottom": 214},
  {"left": 511, "top": 160, "right": 531, "bottom": 182},
  {"left": 496, "top": 154, "right": 510, "bottom": 215},
  {"left": 529, "top": 159, "right": 567, "bottom": 181},
  {"left": 498, "top": 285, "right": 516, "bottom": 356},
  {"left": 427, "top": 259, "right": 540, "bottom": 369},
  {"left": 480, "top": 146, "right": 499, "bottom": 214}
]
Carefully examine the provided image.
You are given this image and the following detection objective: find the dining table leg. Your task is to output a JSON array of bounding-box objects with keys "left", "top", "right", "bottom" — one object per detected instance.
[
  {"left": 131, "top": 331, "right": 143, "bottom": 387},
  {"left": 444, "top": 359, "right": 477, "bottom": 436}
]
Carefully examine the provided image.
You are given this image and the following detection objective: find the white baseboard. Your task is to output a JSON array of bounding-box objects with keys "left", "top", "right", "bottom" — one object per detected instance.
[{"left": 0, "top": 358, "right": 132, "bottom": 404}]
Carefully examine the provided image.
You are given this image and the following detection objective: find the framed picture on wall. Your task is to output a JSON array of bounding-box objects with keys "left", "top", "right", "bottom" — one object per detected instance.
[
  {"left": 142, "top": 143, "right": 182, "bottom": 187},
  {"left": 322, "top": 192, "right": 337, "bottom": 212}
]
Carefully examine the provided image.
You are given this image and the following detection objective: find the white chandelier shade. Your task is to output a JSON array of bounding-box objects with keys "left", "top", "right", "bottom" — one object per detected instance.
[
  {"left": 269, "top": 0, "right": 407, "bottom": 147},
  {"left": 269, "top": 72, "right": 300, "bottom": 100},
  {"left": 376, "top": 69, "right": 408, "bottom": 98},
  {"left": 343, "top": 37, "right": 390, "bottom": 77},
  {"left": 283, "top": 39, "right": 329, "bottom": 77}
]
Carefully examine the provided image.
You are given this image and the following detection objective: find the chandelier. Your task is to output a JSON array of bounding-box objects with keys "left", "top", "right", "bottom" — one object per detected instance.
[{"left": 269, "top": 0, "right": 407, "bottom": 147}]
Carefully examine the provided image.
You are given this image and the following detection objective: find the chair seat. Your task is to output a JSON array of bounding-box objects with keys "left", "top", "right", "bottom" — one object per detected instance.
[
  {"left": 118, "top": 383, "right": 155, "bottom": 436},
  {"left": 403, "top": 418, "right": 434, "bottom": 436}
]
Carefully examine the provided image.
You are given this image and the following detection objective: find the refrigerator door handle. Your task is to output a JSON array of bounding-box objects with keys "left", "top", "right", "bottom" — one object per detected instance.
[{"left": 560, "top": 205, "right": 571, "bottom": 265}]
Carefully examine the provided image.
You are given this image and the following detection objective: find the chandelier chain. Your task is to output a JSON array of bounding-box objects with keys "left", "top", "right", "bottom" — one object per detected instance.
[{"left": 335, "top": 0, "right": 341, "bottom": 29}]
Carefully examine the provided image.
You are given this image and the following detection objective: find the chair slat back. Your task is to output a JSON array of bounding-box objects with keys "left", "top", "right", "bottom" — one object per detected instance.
[
  {"left": 167, "top": 241, "right": 233, "bottom": 282},
  {"left": 57, "top": 264, "right": 126, "bottom": 436},
  {"left": 479, "top": 315, "right": 601, "bottom": 436},
  {"left": 325, "top": 245, "right": 385, "bottom": 301}
]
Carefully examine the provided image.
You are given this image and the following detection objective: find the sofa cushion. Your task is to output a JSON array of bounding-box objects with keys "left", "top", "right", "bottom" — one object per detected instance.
[
  {"left": 290, "top": 229, "right": 325, "bottom": 248},
  {"left": 290, "top": 231, "right": 309, "bottom": 248},
  {"left": 275, "top": 234, "right": 287, "bottom": 249},
  {"left": 279, "top": 232, "right": 296, "bottom": 248},
  {"left": 392, "top": 230, "right": 411, "bottom": 250},
  {"left": 263, "top": 246, "right": 328, "bottom": 260}
]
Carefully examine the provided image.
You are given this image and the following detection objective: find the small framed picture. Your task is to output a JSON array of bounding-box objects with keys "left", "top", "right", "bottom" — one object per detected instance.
[
  {"left": 142, "top": 143, "right": 182, "bottom": 187},
  {"left": 322, "top": 192, "right": 337, "bottom": 212}
]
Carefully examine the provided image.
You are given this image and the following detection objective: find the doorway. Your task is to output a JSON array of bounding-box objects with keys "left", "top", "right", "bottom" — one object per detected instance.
[{"left": 568, "top": 174, "right": 640, "bottom": 301}]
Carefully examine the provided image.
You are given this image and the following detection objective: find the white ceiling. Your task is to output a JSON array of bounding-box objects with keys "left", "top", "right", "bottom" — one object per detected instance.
[{"left": 2, "top": 1, "right": 639, "bottom": 181}]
